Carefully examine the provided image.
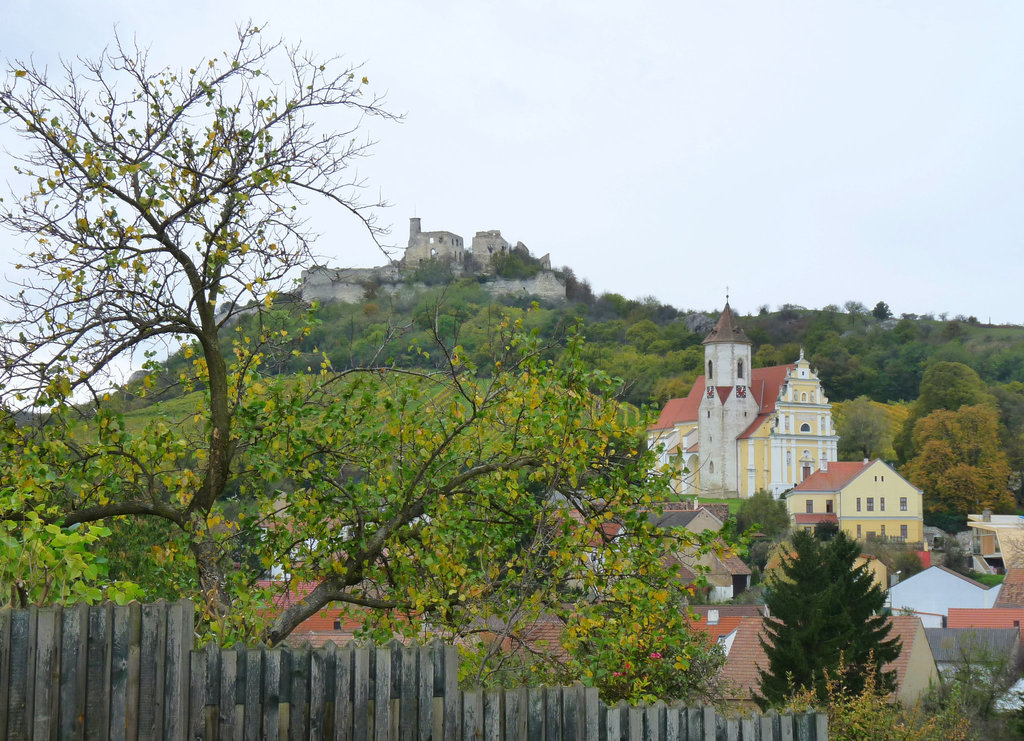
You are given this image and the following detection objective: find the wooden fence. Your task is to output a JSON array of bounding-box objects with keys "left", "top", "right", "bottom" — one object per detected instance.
[{"left": 0, "top": 600, "right": 827, "bottom": 740}]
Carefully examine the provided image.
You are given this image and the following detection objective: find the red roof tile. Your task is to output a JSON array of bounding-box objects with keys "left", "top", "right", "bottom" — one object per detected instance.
[
  {"left": 688, "top": 614, "right": 744, "bottom": 643},
  {"left": 790, "top": 461, "right": 873, "bottom": 493},
  {"left": 884, "top": 615, "right": 925, "bottom": 691},
  {"left": 651, "top": 379, "right": 705, "bottom": 429},
  {"left": 718, "top": 617, "right": 770, "bottom": 701},
  {"left": 948, "top": 608, "right": 1024, "bottom": 639}
]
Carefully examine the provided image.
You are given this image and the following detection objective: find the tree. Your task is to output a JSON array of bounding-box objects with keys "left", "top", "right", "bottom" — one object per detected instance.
[
  {"left": 902, "top": 404, "right": 1014, "bottom": 516},
  {"left": 736, "top": 489, "right": 790, "bottom": 539},
  {"left": 0, "top": 27, "right": 722, "bottom": 689},
  {"left": 895, "top": 362, "right": 994, "bottom": 462},
  {"left": 834, "top": 396, "right": 895, "bottom": 460},
  {"left": 758, "top": 530, "right": 900, "bottom": 708},
  {"left": 0, "top": 27, "right": 394, "bottom": 623},
  {"left": 872, "top": 301, "right": 892, "bottom": 321}
]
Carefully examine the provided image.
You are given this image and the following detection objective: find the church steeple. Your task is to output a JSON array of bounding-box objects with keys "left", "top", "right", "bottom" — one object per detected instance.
[{"left": 703, "top": 302, "right": 752, "bottom": 345}]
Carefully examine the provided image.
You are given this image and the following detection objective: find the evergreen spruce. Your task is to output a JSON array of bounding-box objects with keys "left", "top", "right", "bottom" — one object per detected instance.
[{"left": 757, "top": 529, "right": 901, "bottom": 708}]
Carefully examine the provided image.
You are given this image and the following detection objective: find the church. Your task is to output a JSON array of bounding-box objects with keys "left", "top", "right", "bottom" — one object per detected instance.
[{"left": 648, "top": 304, "right": 838, "bottom": 498}]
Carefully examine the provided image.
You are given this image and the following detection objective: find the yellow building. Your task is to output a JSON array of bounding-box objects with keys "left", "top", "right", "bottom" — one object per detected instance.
[
  {"left": 787, "top": 459, "right": 924, "bottom": 544},
  {"left": 648, "top": 304, "right": 838, "bottom": 498}
]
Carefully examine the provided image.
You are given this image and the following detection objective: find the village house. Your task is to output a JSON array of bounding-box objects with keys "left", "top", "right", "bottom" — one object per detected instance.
[
  {"left": 887, "top": 566, "right": 1001, "bottom": 628},
  {"left": 785, "top": 459, "right": 924, "bottom": 544}
]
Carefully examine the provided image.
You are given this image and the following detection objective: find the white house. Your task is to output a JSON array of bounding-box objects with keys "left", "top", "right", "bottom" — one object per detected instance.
[{"left": 887, "top": 566, "right": 1002, "bottom": 628}]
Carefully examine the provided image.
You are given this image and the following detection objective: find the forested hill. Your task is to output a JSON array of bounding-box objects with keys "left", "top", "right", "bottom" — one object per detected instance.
[
  {"left": 169, "top": 280, "right": 1024, "bottom": 411},
  {"left": 132, "top": 278, "right": 1024, "bottom": 517}
]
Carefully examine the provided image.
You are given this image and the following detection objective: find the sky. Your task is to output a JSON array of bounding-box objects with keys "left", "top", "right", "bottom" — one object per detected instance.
[{"left": 2, "top": 1, "right": 1023, "bottom": 324}]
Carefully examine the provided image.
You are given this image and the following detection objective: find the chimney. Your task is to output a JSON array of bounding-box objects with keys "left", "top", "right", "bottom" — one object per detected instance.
[
  {"left": 863, "top": 458, "right": 869, "bottom": 465},
  {"left": 707, "top": 609, "right": 719, "bottom": 626},
  {"left": 821, "top": 460, "right": 828, "bottom": 472},
  {"left": 983, "top": 509, "right": 992, "bottom": 522}
]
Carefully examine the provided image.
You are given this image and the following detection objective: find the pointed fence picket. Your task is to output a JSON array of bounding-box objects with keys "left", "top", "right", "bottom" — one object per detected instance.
[{"left": 0, "top": 600, "right": 826, "bottom": 740}]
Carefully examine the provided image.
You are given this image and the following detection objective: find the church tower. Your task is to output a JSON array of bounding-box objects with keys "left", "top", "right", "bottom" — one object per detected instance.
[{"left": 698, "top": 303, "right": 759, "bottom": 497}]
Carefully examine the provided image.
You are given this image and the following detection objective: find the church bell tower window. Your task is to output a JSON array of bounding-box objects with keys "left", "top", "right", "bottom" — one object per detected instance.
[
  {"left": 737, "top": 359, "right": 744, "bottom": 379},
  {"left": 708, "top": 360, "right": 713, "bottom": 379}
]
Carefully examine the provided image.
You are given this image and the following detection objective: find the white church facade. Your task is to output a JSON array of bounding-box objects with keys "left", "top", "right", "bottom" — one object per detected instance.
[{"left": 648, "top": 304, "right": 839, "bottom": 498}]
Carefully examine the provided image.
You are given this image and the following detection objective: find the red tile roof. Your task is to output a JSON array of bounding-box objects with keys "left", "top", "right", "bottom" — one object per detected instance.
[
  {"left": 717, "top": 617, "right": 770, "bottom": 701},
  {"left": 650, "top": 379, "right": 705, "bottom": 429},
  {"left": 688, "top": 613, "right": 744, "bottom": 643},
  {"left": 789, "top": 460, "right": 873, "bottom": 493},
  {"left": 884, "top": 615, "right": 926, "bottom": 692},
  {"left": 995, "top": 569, "right": 1024, "bottom": 608},
  {"left": 651, "top": 364, "right": 795, "bottom": 433},
  {"left": 947, "top": 608, "right": 1024, "bottom": 639}
]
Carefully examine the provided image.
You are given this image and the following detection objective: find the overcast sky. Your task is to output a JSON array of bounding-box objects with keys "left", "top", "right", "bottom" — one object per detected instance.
[{"left": 3, "top": 1, "right": 1023, "bottom": 323}]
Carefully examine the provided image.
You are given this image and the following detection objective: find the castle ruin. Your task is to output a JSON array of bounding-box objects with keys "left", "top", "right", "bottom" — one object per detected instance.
[{"left": 299, "top": 217, "right": 564, "bottom": 304}]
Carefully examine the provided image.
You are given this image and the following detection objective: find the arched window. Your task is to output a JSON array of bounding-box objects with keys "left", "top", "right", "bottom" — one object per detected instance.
[
  {"left": 800, "top": 423, "right": 811, "bottom": 432},
  {"left": 737, "top": 359, "right": 744, "bottom": 379},
  {"left": 708, "top": 360, "right": 713, "bottom": 379},
  {"left": 801, "top": 392, "right": 807, "bottom": 402},
  {"left": 709, "top": 461, "right": 715, "bottom": 474}
]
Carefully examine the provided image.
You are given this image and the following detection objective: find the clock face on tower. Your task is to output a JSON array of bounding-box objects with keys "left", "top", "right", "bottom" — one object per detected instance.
[
  {"left": 706, "top": 387, "right": 715, "bottom": 399},
  {"left": 735, "top": 385, "right": 747, "bottom": 399}
]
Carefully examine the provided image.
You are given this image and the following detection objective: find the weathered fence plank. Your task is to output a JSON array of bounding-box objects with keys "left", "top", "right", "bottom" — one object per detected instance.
[
  {"left": 374, "top": 644, "right": 390, "bottom": 741},
  {"left": 333, "top": 643, "right": 353, "bottom": 741},
  {"left": 263, "top": 648, "right": 282, "bottom": 741},
  {"left": 85, "top": 603, "right": 112, "bottom": 741},
  {"left": 33, "top": 606, "right": 60, "bottom": 741},
  {"left": 58, "top": 604, "right": 88, "bottom": 741},
  {"left": 244, "top": 648, "right": 263, "bottom": 741},
  {"left": 0, "top": 607, "right": 12, "bottom": 740}
]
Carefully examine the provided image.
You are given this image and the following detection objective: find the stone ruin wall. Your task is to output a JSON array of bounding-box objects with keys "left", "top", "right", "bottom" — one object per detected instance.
[{"left": 299, "top": 218, "right": 566, "bottom": 305}]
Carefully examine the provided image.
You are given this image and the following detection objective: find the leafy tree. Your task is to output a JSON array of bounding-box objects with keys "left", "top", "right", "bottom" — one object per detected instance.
[
  {"left": 758, "top": 530, "right": 900, "bottom": 708},
  {"left": 0, "top": 27, "right": 394, "bottom": 622},
  {"left": 903, "top": 404, "right": 1014, "bottom": 516},
  {"left": 0, "top": 29, "right": 726, "bottom": 701},
  {"left": 896, "top": 362, "right": 994, "bottom": 462},
  {"left": 736, "top": 489, "right": 790, "bottom": 539},
  {"left": 872, "top": 301, "right": 893, "bottom": 321},
  {"left": 834, "top": 396, "right": 895, "bottom": 460}
]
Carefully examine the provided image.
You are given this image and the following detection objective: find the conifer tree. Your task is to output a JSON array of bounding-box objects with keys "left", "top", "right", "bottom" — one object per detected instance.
[{"left": 757, "top": 529, "right": 900, "bottom": 708}]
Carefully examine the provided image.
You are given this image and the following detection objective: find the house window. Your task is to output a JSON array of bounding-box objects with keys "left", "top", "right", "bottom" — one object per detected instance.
[
  {"left": 826, "top": 500, "right": 834, "bottom": 514},
  {"left": 857, "top": 524, "right": 862, "bottom": 538},
  {"left": 901, "top": 524, "right": 908, "bottom": 539},
  {"left": 856, "top": 497, "right": 861, "bottom": 512},
  {"left": 802, "top": 465, "right": 811, "bottom": 481},
  {"left": 806, "top": 500, "right": 813, "bottom": 514},
  {"left": 880, "top": 498, "right": 885, "bottom": 512},
  {"left": 900, "top": 497, "right": 908, "bottom": 512},
  {"left": 800, "top": 423, "right": 811, "bottom": 432},
  {"left": 867, "top": 498, "right": 874, "bottom": 512}
]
